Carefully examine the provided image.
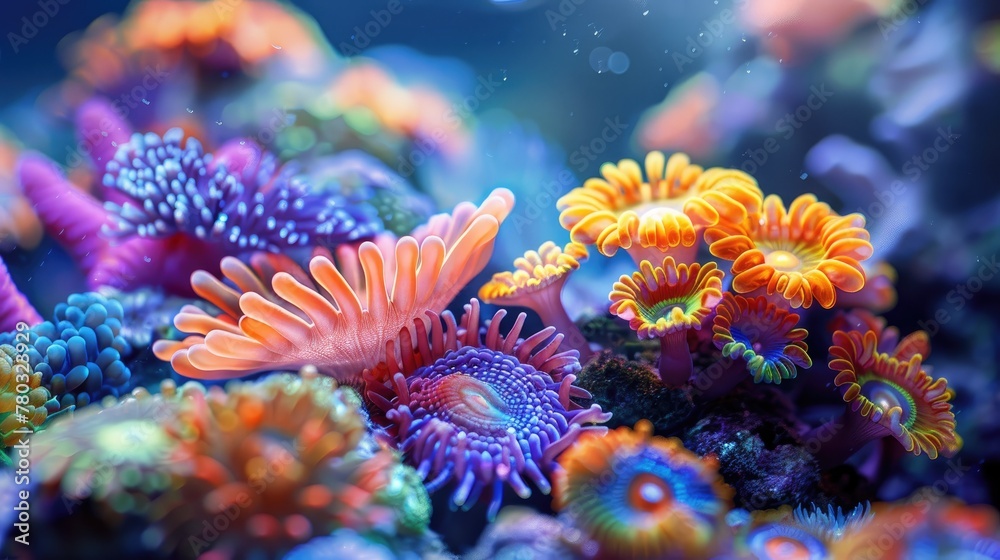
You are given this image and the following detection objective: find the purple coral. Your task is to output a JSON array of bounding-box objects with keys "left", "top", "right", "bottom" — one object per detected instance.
[
  {"left": 19, "top": 113, "right": 380, "bottom": 296},
  {"left": 365, "top": 299, "right": 610, "bottom": 520},
  {"left": 103, "top": 128, "right": 380, "bottom": 253},
  {"left": 0, "top": 255, "right": 41, "bottom": 332}
]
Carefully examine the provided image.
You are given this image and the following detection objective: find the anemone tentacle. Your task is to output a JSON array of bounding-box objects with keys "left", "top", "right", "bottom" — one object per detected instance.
[
  {"left": 558, "top": 151, "right": 762, "bottom": 265},
  {"left": 712, "top": 293, "right": 812, "bottom": 385},
  {"left": 479, "top": 241, "right": 593, "bottom": 361},
  {"left": 609, "top": 256, "right": 723, "bottom": 386},
  {"left": 365, "top": 298, "right": 610, "bottom": 520},
  {"left": 103, "top": 129, "right": 380, "bottom": 254},
  {"left": 17, "top": 151, "right": 214, "bottom": 295},
  {"left": 75, "top": 98, "right": 134, "bottom": 180},
  {"left": 829, "top": 308, "right": 930, "bottom": 360},
  {"left": 154, "top": 189, "right": 516, "bottom": 381},
  {"left": 793, "top": 502, "right": 874, "bottom": 542},
  {"left": 707, "top": 193, "right": 874, "bottom": 309},
  {"left": 806, "top": 330, "right": 961, "bottom": 467}
]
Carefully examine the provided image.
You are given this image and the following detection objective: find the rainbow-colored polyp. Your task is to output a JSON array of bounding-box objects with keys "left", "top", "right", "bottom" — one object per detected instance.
[{"left": 554, "top": 420, "right": 732, "bottom": 559}]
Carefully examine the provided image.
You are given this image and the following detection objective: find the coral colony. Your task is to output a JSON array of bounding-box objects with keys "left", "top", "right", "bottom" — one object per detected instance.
[{"left": 0, "top": 0, "right": 995, "bottom": 559}]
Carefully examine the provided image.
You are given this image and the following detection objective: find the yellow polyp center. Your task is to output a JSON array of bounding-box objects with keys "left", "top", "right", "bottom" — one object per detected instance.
[
  {"left": 765, "top": 250, "right": 801, "bottom": 271},
  {"left": 630, "top": 197, "right": 688, "bottom": 217}
]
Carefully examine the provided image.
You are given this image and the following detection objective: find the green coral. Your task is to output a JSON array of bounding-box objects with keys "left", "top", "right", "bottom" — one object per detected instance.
[
  {"left": 373, "top": 460, "right": 433, "bottom": 535},
  {"left": 1, "top": 344, "right": 52, "bottom": 464}
]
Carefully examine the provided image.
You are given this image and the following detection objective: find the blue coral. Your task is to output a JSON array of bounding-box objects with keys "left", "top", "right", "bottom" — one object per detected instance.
[
  {"left": 2, "top": 293, "right": 133, "bottom": 410},
  {"left": 103, "top": 129, "right": 380, "bottom": 253},
  {"left": 793, "top": 502, "right": 873, "bottom": 542}
]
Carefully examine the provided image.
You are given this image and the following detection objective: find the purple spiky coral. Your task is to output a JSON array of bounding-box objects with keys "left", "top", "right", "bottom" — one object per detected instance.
[
  {"left": 365, "top": 299, "right": 611, "bottom": 520},
  {"left": 18, "top": 114, "right": 379, "bottom": 296},
  {"left": 103, "top": 128, "right": 379, "bottom": 254}
]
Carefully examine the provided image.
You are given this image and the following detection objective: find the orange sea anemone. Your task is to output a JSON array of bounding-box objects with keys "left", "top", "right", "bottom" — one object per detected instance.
[
  {"left": 554, "top": 420, "right": 732, "bottom": 559},
  {"left": 805, "top": 330, "right": 961, "bottom": 468},
  {"left": 479, "top": 241, "right": 592, "bottom": 360},
  {"left": 148, "top": 372, "right": 424, "bottom": 558},
  {"left": 836, "top": 261, "right": 898, "bottom": 313},
  {"left": 634, "top": 73, "right": 722, "bottom": 160},
  {"left": 829, "top": 308, "right": 930, "bottom": 361},
  {"left": 609, "top": 256, "right": 723, "bottom": 386},
  {"left": 125, "top": 0, "right": 329, "bottom": 76},
  {"left": 558, "top": 151, "right": 762, "bottom": 265},
  {"left": 706, "top": 193, "right": 874, "bottom": 309},
  {"left": 153, "top": 189, "right": 514, "bottom": 381}
]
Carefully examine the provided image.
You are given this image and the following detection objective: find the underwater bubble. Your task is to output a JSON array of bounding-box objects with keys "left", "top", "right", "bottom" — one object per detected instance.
[
  {"left": 608, "top": 52, "right": 630, "bottom": 74},
  {"left": 589, "top": 47, "right": 613, "bottom": 73}
]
